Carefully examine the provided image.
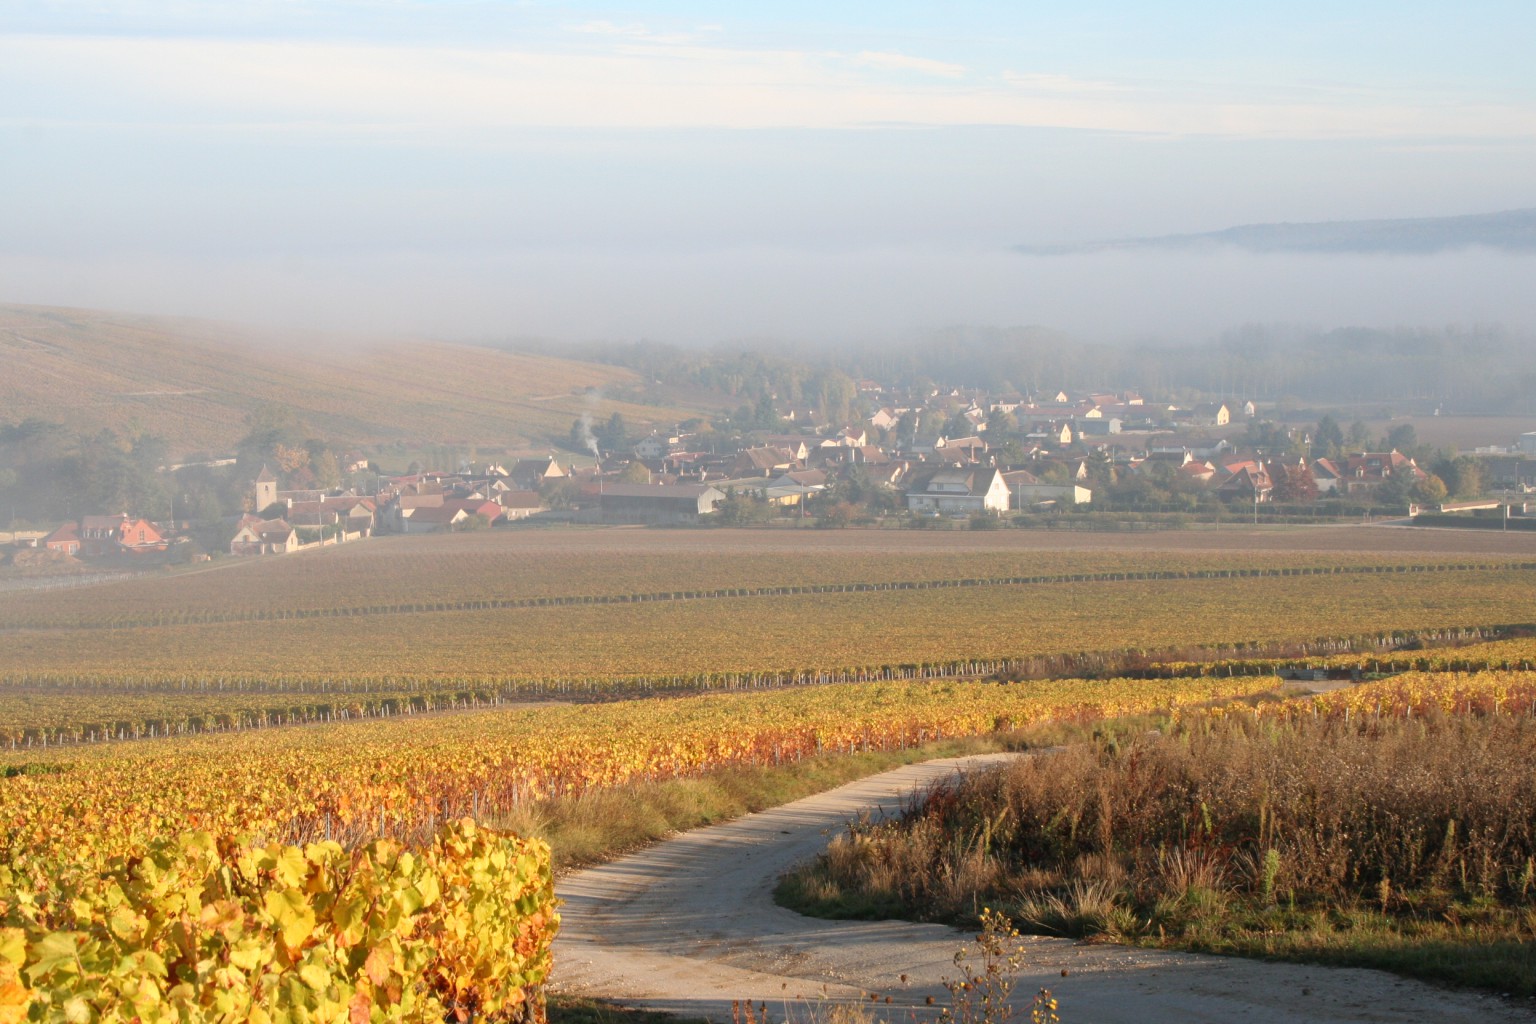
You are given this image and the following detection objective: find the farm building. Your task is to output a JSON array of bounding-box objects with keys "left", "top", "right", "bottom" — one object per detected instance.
[{"left": 597, "top": 484, "right": 726, "bottom": 524}]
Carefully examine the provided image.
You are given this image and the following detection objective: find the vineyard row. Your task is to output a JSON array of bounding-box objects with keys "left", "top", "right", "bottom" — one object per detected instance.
[
  {"left": 2, "top": 624, "right": 1517, "bottom": 751},
  {"left": 5, "top": 559, "right": 1529, "bottom": 631}
]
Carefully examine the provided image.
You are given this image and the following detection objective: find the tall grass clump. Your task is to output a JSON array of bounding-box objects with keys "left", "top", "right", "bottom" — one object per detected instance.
[{"left": 779, "top": 709, "right": 1536, "bottom": 993}]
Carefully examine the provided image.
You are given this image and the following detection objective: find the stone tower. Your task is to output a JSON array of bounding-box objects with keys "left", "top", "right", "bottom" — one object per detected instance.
[{"left": 254, "top": 464, "right": 278, "bottom": 513}]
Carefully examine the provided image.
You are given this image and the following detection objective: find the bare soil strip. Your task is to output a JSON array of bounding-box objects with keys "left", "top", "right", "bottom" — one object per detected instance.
[{"left": 551, "top": 755, "right": 1534, "bottom": 1023}]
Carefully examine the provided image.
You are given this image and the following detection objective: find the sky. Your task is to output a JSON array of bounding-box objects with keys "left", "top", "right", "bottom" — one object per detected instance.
[{"left": 3, "top": 1, "right": 1535, "bottom": 343}]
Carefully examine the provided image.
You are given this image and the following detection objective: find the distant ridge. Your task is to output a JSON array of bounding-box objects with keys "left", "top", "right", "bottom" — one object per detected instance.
[{"left": 1016, "top": 208, "right": 1536, "bottom": 256}]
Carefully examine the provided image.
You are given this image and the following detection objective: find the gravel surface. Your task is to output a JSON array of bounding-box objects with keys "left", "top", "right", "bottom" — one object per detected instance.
[{"left": 551, "top": 755, "right": 1536, "bottom": 1023}]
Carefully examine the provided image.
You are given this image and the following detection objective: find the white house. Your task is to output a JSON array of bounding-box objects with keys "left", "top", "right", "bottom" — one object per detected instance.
[{"left": 905, "top": 467, "right": 1010, "bottom": 514}]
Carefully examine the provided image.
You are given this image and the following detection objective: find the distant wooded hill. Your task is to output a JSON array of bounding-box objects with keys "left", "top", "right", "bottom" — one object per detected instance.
[
  {"left": 0, "top": 305, "right": 704, "bottom": 457},
  {"left": 1016, "top": 208, "right": 1536, "bottom": 256}
]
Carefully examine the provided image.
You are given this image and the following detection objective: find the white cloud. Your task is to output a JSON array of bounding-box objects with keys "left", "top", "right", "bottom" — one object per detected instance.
[
  {"left": 3, "top": 34, "right": 1533, "bottom": 139},
  {"left": 1001, "top": 71, "right": 1120, "bottom": 94},
  {"left": 563, "top": 20, "right": 711, "bottom": 45}
]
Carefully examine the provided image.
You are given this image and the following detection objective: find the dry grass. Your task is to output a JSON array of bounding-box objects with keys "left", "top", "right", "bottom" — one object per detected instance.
[{"left": 780, "top": 709, "right": 1536, "bottom": 993}]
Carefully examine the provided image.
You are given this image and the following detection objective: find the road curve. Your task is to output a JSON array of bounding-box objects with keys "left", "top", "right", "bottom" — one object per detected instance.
[{"left": 550, "top": 754, "right": 1533, "bottom": 1023}]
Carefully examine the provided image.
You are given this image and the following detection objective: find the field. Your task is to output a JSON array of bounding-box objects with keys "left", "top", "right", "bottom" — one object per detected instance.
[
  {"left": 9, "top": 525, "right": 1536, "bottom": 1016},
  {"left": 3, "top": 528, "right": 1535, "bottom": 748},
  {"left": 0, "top": 304, "right": 710, "bottom": 454}
]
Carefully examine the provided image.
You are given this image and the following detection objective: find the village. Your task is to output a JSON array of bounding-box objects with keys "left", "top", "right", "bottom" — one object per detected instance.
[{"left": 12, "top": 381, "right": 1536, "bottom": 567}]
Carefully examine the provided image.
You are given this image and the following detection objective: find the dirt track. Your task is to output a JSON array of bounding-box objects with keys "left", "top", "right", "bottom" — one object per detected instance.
[{"left": 551, "top": 755, "right": 1535, "bottom": 1023}]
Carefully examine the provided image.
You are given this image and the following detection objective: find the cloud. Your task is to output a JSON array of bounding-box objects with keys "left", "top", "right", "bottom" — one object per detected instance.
[
  {"left": 563, "top": 20, "right": 715, "bottom": 46},
  {"left": 1001, "top": 71, "right": 1120, "bottom": 94},
  {"left": 852, "top": 51, "right": 966, "bottom": 79},
  {"left": 3, "top": 34, "right": 1534, "bottom": 139}
]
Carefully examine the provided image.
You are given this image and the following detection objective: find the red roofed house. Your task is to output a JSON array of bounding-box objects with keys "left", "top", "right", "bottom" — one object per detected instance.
[
  {"left": 78, "top": 514, "right": 166, "bottom": 556},
  {"left": 117, "top": 518, "right": 166, "bottom": 554},
  {"left": 42, "top": 522, "right": 81, "bottom": 556},
  {"left": 1342, "top": 451, "right": 1427, "bottom": 495}
]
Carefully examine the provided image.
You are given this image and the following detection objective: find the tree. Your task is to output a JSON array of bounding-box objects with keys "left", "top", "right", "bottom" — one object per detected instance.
[
  {"left": 1431, "top": 455, "right": 1484, "bottom": 499},
  {"left": 1346, "top": 420, "right": 1372, "bottom": 451},
  {"left": 817, "top": 501, "right": 859, "bottom": 528},
  {"left": 985, "top": 408, "right": 1016, "bottom": 438},
  {"left": 616, "top": 461, "right": 651, "bottom": 484},
  {"left": 1271, "top": 462, "right": 1319, "bottom": 503},
  {"left": 597, "top": 413, "right": 629, "bottom": 451},
  {"left": 942, "top": 411, "right": 973, "bottom": 438},
  {"left": 540, "top": 478, "right": 581, "bottom": 510},
  {"left": 1314, "top": 415, "right": 1344, "bottom": 458},
  {"left": 1409, "top": 474, "right": 1448, "bottom": 505},
  {"left": 1385, "top": 423, "right": 1418, "bottom": 452},
  {"left": 717, "top": 487, "right": 771, "bottom": 525}
]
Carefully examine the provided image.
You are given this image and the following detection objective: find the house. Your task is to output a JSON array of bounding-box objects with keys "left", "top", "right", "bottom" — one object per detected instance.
[
  {"left": 597, "top": 484, "right": 726, "bottom": 523},
  {"left": 322, "top": 496, "right": 376, "bottom": 535},
  {"left": 933, "top": 436, "right": 988, "bottom": 463},
  {"left": 1151, "top": 437, "right": 1232, "bottom": 460},
  {"left": 77, "top": 514, "right": 166, "bottom": 556},
  {"left": 905, "top": 466, "right": 1010, "bottom": 514},
  {"left": 1177, "top": 460, "right": 1219, "bottom": 486},
  {"left": 1076, "top": 418, "right": 1122, "bottom": 436},
  {"left": 508, "top": 457, "right": 566, "bottom": 491},
  {"left": 633, "top": 434, "right": 683, "bottom": 460},
  {"left": 1310, "top": 458, "right": 1343, "bottom": 495},
  {"left": 868, "top": 408, "right": 900, "bottom": 432},
  {"left": 401, "top": 505, "right": 471, "bottom": 534},
  {"left": 42, "top": 522, "right": 81, "bottom": 556},
  {"left": 733, "top": 446, "right": 800, "bottom": 478},
  {"left": 498, "top": 490, "right": 545, "bottom": 520},
  {"left": 754, "top": 437, "right": 815, "bottom": 462},
  {"left": 1144, "top": 447, "right": 1194, "bottom": 468},
  {"left": 1216, "top": 465, "right": 1274, "bottom": 503},
  {"left": 1025, "top": 421, "right": 1074, "bottom": 446},
  {"left": 80, "top": 514, "right": 129, "bottom": 556},
  {"left": 119, "top": 518, "right": 167, "bottom": 553},
  {"left": 443, "top": 498, "right": 503, "bottom": 525},
  {"left": 1192, "top": 403, "right": 1232, "bottom": 427},
  {"left": 1002, "top": 470, "right": 1091, "bottom": 507},
  {"left": 230, "top": 518, "right": 300, "bottom": 556},
  {"left": 1341, "top": 451, "right": 1428, "bottom": 494}
]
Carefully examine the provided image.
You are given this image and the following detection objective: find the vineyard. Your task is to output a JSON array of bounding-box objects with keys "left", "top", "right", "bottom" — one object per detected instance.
[
  {"left": 2, "top": 546, "right": 1532, "bottom": 750},
  {"left": 9, "top": 529, "right": 1536, "bottom": 1014},
  {"left": 0, "top": 677, "right": 1280, "bottom": 858},
  {"left": 2, "top": 565, "right": 1530, "bottom": 686},
  {"left": 5, "top": 529, "right": 1533, "bottom": 631}
]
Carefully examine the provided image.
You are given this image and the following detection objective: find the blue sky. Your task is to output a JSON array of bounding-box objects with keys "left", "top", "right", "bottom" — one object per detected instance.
[{"left": 3, "top": 1, "right": 1534, "bottom": 340}]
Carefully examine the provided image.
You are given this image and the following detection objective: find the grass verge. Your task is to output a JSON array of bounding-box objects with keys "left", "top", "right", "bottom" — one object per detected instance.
[
  {"left": 488, "top": 734, "right": 1029, "bottom": 872},
  {"left": 548, "top": 995, "right": 710, "bottom": 1024}
]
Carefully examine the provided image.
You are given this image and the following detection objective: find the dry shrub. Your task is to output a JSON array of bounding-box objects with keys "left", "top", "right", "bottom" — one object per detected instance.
[{"left": 790, "top": 712, "right": 1536, "bottom": 931}]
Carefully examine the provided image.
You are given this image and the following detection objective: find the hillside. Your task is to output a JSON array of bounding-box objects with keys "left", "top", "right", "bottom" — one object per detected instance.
[
  {"left": 0, "top": 304, "right": 709, "bottom": 456},
  {"left": 1016, "top": 207, "right": 1536, "bottom": 256}
]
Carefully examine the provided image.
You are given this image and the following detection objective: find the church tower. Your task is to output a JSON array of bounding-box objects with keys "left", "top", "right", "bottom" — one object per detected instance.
[{"left": 254, "top": 464, "right": 278, "bottom": 513}]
